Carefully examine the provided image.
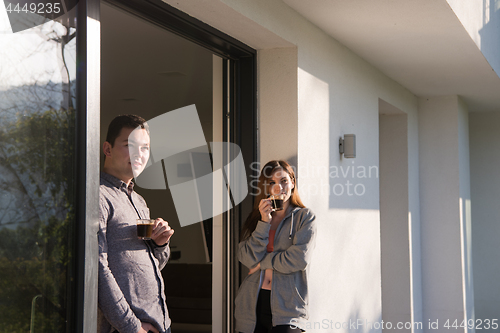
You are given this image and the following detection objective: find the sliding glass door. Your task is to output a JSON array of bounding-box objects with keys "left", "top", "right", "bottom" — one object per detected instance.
[
  {"left": 0, "top": 20, "right": 76, "bottom": 332},
  {"left": 100, "top": 2, "right": 255, "bottom": 331},
  {"left": 0, "top": 1, "right": 100, "bottom": 331}
]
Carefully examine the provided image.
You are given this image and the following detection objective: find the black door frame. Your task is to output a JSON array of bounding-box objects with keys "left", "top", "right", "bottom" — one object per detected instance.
[{"left": 75, "top": 0, "right": 257, "bottom": 331}]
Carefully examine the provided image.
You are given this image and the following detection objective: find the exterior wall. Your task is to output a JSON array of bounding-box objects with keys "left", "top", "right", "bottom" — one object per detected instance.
[
  {"left": 458, "top": 98, "right": 474, "bottom": 327},
  {"left": 446, "top": 0, "right": 500, "bottom": 75},
  {"left": 469, "top": 112, "right": 500, "bottom": 330},
  {"left": 258, "top": 47, "right": 298, "bottom": 164},
  {"left": 379, "top": 112, "right": 411, "bottom": 332},
  {"left": 418, "top": 96, "right": 473, "bottom": 332}
]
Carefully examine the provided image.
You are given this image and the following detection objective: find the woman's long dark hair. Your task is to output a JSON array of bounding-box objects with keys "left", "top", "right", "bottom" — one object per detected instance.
[{"left": 240, "top": 160, "right": 305, "bottom": 241}]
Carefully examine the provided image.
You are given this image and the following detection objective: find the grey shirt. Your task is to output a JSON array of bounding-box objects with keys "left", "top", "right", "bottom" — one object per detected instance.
[{"left": 98, "top": 172, "right": 171, "bottom": 333}]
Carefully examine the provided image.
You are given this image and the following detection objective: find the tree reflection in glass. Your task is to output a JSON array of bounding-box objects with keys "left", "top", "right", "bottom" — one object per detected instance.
[{"left": 0, "top": 13, "right": 77, "bottom": 332}]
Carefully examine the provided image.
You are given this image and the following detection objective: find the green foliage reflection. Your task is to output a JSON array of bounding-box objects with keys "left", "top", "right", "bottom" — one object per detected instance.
[{"left": 0, "top": 108, "right": 75, "bottom": 333}]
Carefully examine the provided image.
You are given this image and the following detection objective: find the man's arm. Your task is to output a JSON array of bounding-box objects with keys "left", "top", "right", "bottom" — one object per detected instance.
[
  {"left": 98, "top": 196, "right": 142, "bottom": 333},
  {"left": 150, "top": 218, "right": 174, "bottom": 270}
]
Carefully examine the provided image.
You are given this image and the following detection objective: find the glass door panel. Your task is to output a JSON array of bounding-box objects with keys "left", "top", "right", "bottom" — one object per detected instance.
[
  {"left": 101, "top": 3, "right": 218, "bottom": 331},
  {"left": 0, "top": 5, "right": 77, "bottom": 332},
  {"left": 99, "top": 2, "right": 255, "bottom": 332}
]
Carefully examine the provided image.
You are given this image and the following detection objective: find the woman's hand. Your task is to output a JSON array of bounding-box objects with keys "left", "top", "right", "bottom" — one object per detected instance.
[
  {"left": 258, "top": 199, "right": 273, "bottom": 223},
  {"left": 151, "top": 218, "right": 174, "bottom": 246},
  {"left": 248, "top": 263, "right": 261, "bottom": 275}
]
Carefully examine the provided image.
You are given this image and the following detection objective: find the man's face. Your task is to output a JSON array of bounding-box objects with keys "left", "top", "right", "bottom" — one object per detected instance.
[{"left": 104, "top": 127, "right": 150, "bottom": 182}]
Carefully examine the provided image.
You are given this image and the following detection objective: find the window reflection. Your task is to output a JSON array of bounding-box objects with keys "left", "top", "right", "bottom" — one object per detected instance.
[{"left": 0, "top": 11, "right": 76, "bottom": 332}]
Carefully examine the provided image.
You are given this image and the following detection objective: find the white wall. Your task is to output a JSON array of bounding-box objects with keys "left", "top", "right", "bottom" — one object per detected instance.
[
  {"left": 258, "top": 47, "right": 298, "bottom": 165},
  {"left": 162, "top": 0, "right": 421, "bottom": 331},
  {"left": 379, "top": 111, "right": 411, "bottom": 333},
  {"left": 446, "top": 0, "right": 500, "bottom": 75},
  {"left": 418, "top": 96, "right": 473, "bottom": 332},
  {"left": 458, "top": 98, "right": 474, "bottom": 327},
  {"left": 469, "top": 112, "right": 500, "bottom": 330}
]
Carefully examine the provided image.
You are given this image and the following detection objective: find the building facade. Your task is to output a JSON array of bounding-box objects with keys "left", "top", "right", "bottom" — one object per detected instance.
[{"left": 0, "top": 0, "right": 499, "bottom": 332}]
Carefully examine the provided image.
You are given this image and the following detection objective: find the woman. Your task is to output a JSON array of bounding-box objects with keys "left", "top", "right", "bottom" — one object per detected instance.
[{"left": 235, "top": 160, "right": 316, "bottom": 333}]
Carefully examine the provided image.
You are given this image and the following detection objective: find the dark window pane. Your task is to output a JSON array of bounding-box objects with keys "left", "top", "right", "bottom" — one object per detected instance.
[{"left": 0, "top": 13, "right": 77, "bottom": 333}]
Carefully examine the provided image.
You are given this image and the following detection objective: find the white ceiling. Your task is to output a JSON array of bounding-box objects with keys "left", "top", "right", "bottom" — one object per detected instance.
[{"left": 283, "top": 0, "right": 500, "bottom": 112}]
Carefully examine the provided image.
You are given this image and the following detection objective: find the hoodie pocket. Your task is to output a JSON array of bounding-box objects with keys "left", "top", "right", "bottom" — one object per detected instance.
[
  {"left": 288, "top": 274, "right": 306, "bottom": 306},
  {"left": 293, "top": 273, "right": 308, "bottom": 305},
  {"left": 271, "top": 273, "right": 307, "bottom": 319}
]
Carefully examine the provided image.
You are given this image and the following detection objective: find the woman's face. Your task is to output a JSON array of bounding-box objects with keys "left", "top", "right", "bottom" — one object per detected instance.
[{"left": 266, "top": 167, "right": 295, "bottom": 202}]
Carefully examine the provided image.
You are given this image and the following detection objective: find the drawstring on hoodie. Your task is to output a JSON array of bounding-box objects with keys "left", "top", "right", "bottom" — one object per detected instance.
[{"left": 289, "top": 212, "right": 294, "bottom": 239}]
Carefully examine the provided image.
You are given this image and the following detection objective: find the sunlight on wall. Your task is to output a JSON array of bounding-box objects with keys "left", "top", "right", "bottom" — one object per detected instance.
[
  {"left": 297, "top": 67, "right": 329, "bottom": 208},
  {"left": 308, "top": 208, "right": 382, "bottom": 333},
  {"left": 408, "top": 211, "right": 416, "bottom": 330},
  {"left": 297, "top": 67, "right": 382, "bottom": 332},
  {"left": 460, "top": 197, "right": 474, "bottom": 325}
]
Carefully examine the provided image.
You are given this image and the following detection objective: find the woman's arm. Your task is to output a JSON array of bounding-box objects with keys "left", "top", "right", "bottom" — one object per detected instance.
[
  {"left": 238, "top": 220, "right": 271, "bottom": 269},
  {"left": 259, "top": 208, "right": 316, "bottom": 274}
]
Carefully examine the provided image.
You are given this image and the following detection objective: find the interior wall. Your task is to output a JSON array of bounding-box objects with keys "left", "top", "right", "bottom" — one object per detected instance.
[
  {"left": 469, "top": 111, "right": 500, "bottom": 329},
  {"left": 100, "top": 2, "right": 213, "bottom": 264}
]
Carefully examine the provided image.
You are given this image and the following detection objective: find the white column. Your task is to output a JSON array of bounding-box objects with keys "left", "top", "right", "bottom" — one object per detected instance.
[
  {"left": 418, "top": 96, "right": 473, "bottom": 332},
  {"left": 469, "top": 112, "right": 500, "bottom": 327}
]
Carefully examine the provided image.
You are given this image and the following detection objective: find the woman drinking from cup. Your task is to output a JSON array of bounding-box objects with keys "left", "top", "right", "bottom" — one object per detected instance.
[{"left": 235, "top": 160, "right": 316, "bottom": 333}]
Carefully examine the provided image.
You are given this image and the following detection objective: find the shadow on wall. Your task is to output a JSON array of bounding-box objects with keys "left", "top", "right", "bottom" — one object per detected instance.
[
  {"left": 479, "top": 0, "right": 500, "bottom": 73},
  {"left": 347, "top": 308, "right": 383, "bottom": 333},
  {"left": 300, "top": 64, "right": 381, "bottom": 210},
  {"left": 296, "top": 67, "right": 380, "bottom": 211},
  {"left": 327, "top": 91, "right": 379, "bottom": 210},
  {"left": 469, "top": 112, "right": 500, "bottom": 330},
  {"left": 305, "top": 306, "right": 383, "bottom": 333}
]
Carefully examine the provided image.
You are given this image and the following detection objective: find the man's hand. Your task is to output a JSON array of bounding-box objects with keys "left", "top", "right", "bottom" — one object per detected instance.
[
  {"left": 151, "top": 218, "right": 174, "bottom": 246},
  {"left": 248, "top": 263, "right": 261, "bottom": 275},
  {"left": 138, "top": 322, "right": 159, "bottom": 333}
]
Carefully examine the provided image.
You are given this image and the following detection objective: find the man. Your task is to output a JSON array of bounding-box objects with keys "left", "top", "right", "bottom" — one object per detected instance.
[{"left": 98, "top": 114, "right": 174, "bottom": 333}]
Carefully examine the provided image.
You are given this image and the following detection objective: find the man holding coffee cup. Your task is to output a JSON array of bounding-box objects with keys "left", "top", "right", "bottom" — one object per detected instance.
[{"left": 99, "top": 115, "right": 174, "bottom": 333}]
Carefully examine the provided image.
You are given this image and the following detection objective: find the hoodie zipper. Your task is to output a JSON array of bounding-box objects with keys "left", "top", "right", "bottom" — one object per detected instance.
[
  {"left": 250, "top": 207, "right": 299, "bottom": 330},
  {"left": 270, "top": 272, "right": 274, "bottom": 327},
  {"left": 272, "top": 208, "right": 297, "bottom": 327}
]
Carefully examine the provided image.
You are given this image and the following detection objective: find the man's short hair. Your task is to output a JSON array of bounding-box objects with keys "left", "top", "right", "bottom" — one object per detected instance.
[{"left": 105, "top": 114, "right": 149, "bottom": 147}]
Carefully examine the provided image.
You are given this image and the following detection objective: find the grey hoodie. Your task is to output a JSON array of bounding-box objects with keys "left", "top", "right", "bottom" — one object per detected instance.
[{"left": 235, "top": 206, "right": 316, "bottom": 332}]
